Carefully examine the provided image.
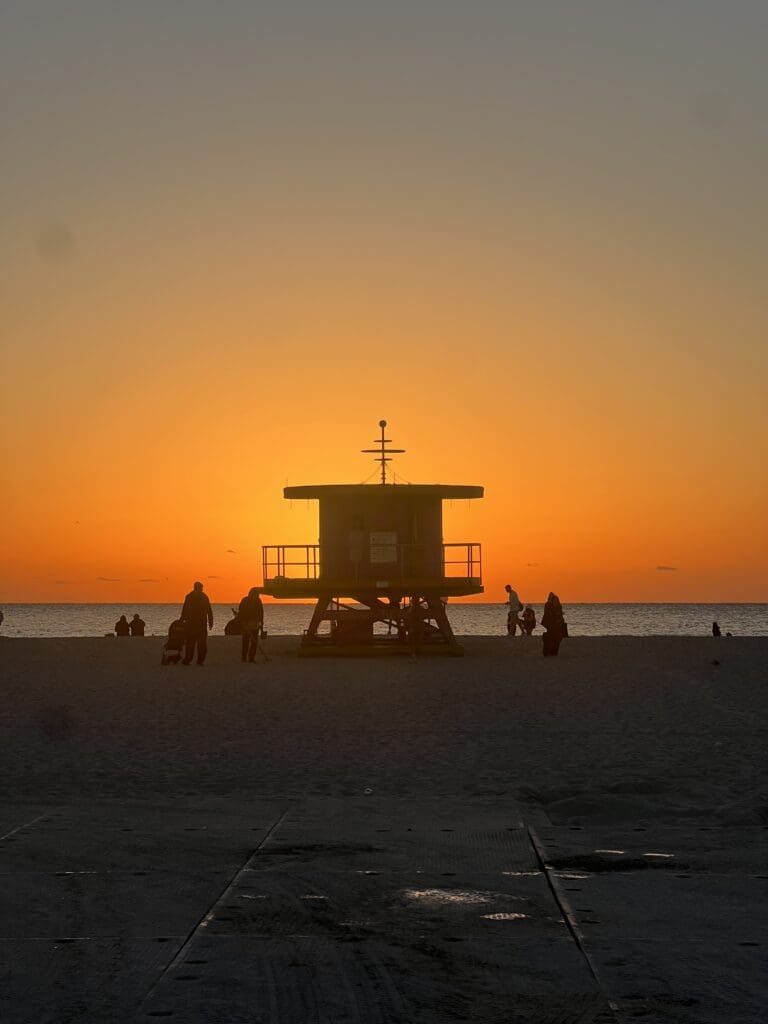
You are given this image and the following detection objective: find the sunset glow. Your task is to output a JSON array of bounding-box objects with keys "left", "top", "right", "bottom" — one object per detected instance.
[{"left": 2, "top": 3, "right": 767, "bottom": 603}]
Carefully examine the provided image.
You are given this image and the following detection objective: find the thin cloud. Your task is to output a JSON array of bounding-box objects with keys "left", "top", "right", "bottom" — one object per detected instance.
[
  {"left": 97, "top": 576, "right": 121, "bottom": 582},
  {"left": 656, "top": 565, "right": 677, "bottom": 572},
  {"left": 207, "top": 575, "right": 223, "bottom": 579},
  {"left": 226, "top": 549, "right": 237, "bottom": 555},
  {"left": 525, "top": 562, "right": 539, "bottom": 568},
  {"left": 138, "top": 578, "right": 161, "bottom": 583}
]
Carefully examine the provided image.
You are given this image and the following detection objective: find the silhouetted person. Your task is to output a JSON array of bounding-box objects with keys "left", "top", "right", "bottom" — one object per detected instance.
[
  {"left": 115, "top": 614, "right": 130, "bottom": 636},
  {"left": 522, "top": 606, "right": 536, "bottom": 636},
  {"left": 180, "top": 581, "right": 213, "bottom": 665},
  {"left": 504, "top": 584, "right": 523, "bottom": 635},
  {"left": 541, "top": 592, "right": 566, "bottom": 656},
  {"left": 238, "top": 587, "right": 264, "bottom": 662},
  {"left": 224, "top": 608, "right": 242, "bottom": 636},
  {"left": 129, "top": 613, "right": 145, "bottom": 636},
  {"left": 712, "top": 621, "right": 721, "bottom": 637}
]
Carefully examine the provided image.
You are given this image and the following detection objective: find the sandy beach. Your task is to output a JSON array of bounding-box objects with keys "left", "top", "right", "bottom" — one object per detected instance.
[
  {"left": 1, "top": 637, "right": 766, "bottom": 1022},
  {"left": 2, "top": 637, "right": 765, "bottom": 817}
]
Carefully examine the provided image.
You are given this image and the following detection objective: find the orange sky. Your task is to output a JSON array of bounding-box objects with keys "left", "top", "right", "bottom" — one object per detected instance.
[{"left": 2, "top": 3, "right": 767, "bottom": 603}]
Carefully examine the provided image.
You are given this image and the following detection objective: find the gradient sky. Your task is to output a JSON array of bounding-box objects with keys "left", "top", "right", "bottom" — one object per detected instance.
[{"left": 2, "top": 1, "right": 767, "bottom": 603}]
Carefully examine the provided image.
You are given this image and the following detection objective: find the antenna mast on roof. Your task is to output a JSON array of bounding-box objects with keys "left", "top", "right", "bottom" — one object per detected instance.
[{"left": 361, "top": 419, "right": 405, "bottom": 485}]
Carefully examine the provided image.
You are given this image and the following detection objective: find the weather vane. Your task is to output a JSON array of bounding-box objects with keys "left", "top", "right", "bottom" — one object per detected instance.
[{"left": 361, "top": 419, "right": 405, "bottom": 485}]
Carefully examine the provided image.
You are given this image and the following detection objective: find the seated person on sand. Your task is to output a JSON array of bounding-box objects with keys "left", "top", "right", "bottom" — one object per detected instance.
[
  {"left": 522, "top": 607, "right": 536, "bottom": 636},
  {"left": 129, "top": 613, "right": 145, "bottom": 636},
  {"left": 115, "top": 614, "right": 130, "bottom": 637},
  {"left": 224, "top": 608, "right": 242, "bottom": 635}
]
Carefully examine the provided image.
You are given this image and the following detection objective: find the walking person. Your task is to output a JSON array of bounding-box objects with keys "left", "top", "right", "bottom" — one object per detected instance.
[
  {"left": 180, "top": 581, "right": 214, "bottom": 665},
  {"left": 238, "top": 587, "right": 264, "bottom": 662},
  {"left": 504, "top": 584, "right": 523, "bottom": 636},
  {"left": 541, "top": 592, "right": 567, "bottom": 656}
]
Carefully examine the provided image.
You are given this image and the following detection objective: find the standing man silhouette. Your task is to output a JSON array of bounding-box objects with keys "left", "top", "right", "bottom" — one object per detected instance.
[
  {"left": 504, "top": 584, "right": 523, "bottom": 636},
  {"left": 238, "top": 587, "right": 264, "bottom": 662},
  {"left": 180, "top": 581, "right": 214, "bottom": 665}
]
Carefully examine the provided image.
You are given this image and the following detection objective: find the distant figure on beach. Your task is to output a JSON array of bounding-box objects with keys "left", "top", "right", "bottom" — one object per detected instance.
[
  {"left": 238, "top": 587, "right": 264, "bottom": 662},
  {"left": 504, "top": 584, "right": 523, "bottom": 635},
  {"left": 541, "top": 592, "right": 567, "bottom": 656},
  {"left": 712, "top": 621, "right": 721, "bottom": 637},
  {"left": 115, "top": 614, "right": 130, "bottom": 637},
  {"left": 0, "top": 608, "right": 4, "bottom": 631},
  {"left": 522, "top": 606, "right": 536, "bottom": 636},
  {"left": 129, "top": 613, "right": 145, "bottom": 636},
  {"left": 179, "top": 581, "right": 214, "bottom": 665}
]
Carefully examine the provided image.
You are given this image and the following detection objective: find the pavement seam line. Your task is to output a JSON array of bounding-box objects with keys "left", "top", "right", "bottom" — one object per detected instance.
[
  {"left": 135, "top": 807, "right": 291, "bottom": 1012},
  {"left": 527, "top": 824, "right": 624, "bottom": 1023},
  {"left": 0, "top": 813, "right": 49, "bottom": 843}
]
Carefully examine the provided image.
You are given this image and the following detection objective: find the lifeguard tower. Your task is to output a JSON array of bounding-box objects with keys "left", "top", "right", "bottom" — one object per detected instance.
[{"left": 261, "top": 422, "right": 483, "bottom": 655}]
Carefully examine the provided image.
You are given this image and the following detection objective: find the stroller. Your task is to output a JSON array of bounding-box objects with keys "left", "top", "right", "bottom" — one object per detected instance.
[{"left": 161, "top": 619, "right": 186, "bottom": 665}]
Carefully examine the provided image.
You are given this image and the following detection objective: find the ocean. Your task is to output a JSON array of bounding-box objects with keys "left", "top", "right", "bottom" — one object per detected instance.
[{"left": 1, "top": 603, "right": 765, "bottom": 638}]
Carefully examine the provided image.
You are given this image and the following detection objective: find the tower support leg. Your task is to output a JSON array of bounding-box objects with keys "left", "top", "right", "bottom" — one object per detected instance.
[
  {"left": 427, "top": 595, "right": 457, "bottom": 644},
  {"left": 305, "top": 593, "right": 332, "bottom": 640},
  {"left": 298, "top": 591, "right": 463, "bottom": 656}
]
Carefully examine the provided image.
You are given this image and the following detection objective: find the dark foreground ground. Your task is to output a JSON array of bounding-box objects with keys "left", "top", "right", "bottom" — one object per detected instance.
[{"left": 0, "top": 637, "right": 766, "bottom": 1023}]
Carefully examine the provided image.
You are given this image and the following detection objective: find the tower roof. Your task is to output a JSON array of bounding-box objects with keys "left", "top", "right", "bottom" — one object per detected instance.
[{"left": 284, "top": 483, "right": 483, "bottom": 500}]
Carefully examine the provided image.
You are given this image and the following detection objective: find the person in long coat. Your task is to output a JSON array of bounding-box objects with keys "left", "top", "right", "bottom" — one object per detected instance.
[
  {"left": 541, "top": 592, "right": 566, "bottom": 656},
  {"left": 180, "top": 581, "right": 214, "bottom": 665}
]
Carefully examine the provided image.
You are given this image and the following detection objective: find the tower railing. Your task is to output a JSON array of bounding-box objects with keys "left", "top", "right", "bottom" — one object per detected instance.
[
  {"left": 262, "top": 544, "right": 320, "bottom": 582},
  {"left": 262, "top": 543, "right": 481, "bottom": 585}
]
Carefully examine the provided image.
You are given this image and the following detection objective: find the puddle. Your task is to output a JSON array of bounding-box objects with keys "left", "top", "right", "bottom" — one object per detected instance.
[
  {"left": 239, "top": 894, "right": 266, "bottom": 900},
  {"left": 594, "top": 849, "right": 626, "bottom": 855},
  {"left": 644, "top": 852, "right": 674, "bottom": 859},
  {"left": 482, "top": 912, "right": 528, "bottom": 921},
  {"left": 501, "top": 870, "right": 540, "bottom": 877},
  {"left": 554, "top": 872, "right": 590, "bottom": 880},
  {"left": 403, "top": 888, "right": 494, "bottom": 905},
  {"left": 301, "top": 894, "right": 328, "bottom": 900}
]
